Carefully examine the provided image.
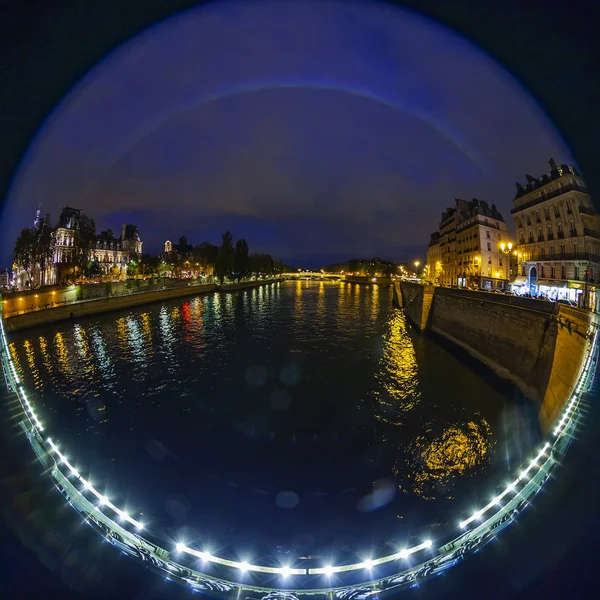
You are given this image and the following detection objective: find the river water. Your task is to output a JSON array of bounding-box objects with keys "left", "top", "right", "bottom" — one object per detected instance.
[{"left": 7, "top": 281, "right": 540, "bottom": 567}]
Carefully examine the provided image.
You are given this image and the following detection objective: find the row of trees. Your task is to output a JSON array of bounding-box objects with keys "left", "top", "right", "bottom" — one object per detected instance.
[
  {"left": 322, "top": 257, "right": 397, "bottom": 277},
  {"left": 135, "top": 232, "right": 291, "bottom": 283},
  {"left": 213, "top": 231, "right": 290, "bottom": 283}
]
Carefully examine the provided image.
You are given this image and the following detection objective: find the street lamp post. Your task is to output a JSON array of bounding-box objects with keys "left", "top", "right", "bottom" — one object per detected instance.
[{"left": 499, "top": 242, "right": 513, "bottom": 292}]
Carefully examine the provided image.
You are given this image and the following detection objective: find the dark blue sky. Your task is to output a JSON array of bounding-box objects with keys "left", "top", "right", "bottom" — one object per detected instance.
[{"left": 1, "top": 0, "right": 573, "bottom": 268}]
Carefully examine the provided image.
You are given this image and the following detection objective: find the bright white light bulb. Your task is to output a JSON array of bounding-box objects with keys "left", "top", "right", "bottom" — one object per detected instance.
[
  {"left": 175, "top": 543, "right": 184, "bottom": 553},
  {"left": 362, "top": 559, "right": 375, "bottom": 570},
  {"left": 398, "top": 549, "right": 410, "bottom": 559},
  {"left": 424, "top": 539, "right": 433, "bottom": 549},
  {"left": 323, "top": 565, "right": 334, "bottom": 577},
  {"left": 279, "top": 566, "right": 292, "bottom": 578},
  {"left": 239, "top": 561, "right": 249, "bottom": 573}
]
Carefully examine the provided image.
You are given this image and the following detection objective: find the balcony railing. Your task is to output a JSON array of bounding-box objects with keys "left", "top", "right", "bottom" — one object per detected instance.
[
  {"left": 511, "top": 182, "right": 589, "bottom": 214},
  {"left": 528, "top": 237, "right": 535, "bottom": 243},
  {"left": 519, "top": 252, "right": 600, "bottom": 263},
  {"left": 537, "top": 235, "right": 544, "bottom": 242},
  {"left": 557, "top": 231, "right": 564, "bottom": 239},
  {"left": 547, "top": 233, "right": 554, "bottom": 240}
]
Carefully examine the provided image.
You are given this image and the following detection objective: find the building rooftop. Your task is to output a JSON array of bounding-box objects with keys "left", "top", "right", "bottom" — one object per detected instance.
[
  {"left": 123, "top": 224, "right": 140, "bottom": 241},
  {"left": 57, "top": 206, "right": 82, "bottom": 229},
  {"left": 514, "top": 158, "right": 581, "bottom": 199},
  {"left": 440, "top": 198, "right": 505, "bottom": 228}
]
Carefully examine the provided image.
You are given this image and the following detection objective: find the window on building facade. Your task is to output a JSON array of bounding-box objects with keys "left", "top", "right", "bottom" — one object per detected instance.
[
  {"left": 569, "top": 221, "right": 576, "bottom": 236},
  {"left": 487, "top": 242, "right": 491, "bottom": 251},
  {"left": 550, "top": 245, "right": 555, "bottom": 257},
  {"left": 574, "top": 266, "right": 579, "bottom": 280},
  {"left": 557, "top": 221, "right": 563, "bottom": 236},
  {"left": 560, "top": 244, "right": 565, "bottom": 257},
  {"left": 547, "top": 222, "right": 552, "bottom": 237},
  {"left": 499, "top": 257, "right": 503, "bottom": 266},
  {"left": 520, "top": 231, "right": 524, "bottom": 243},
  {"left": 541, "top": 247, "right": 545, "bottom": 258},
  {"left": 526, "top": 215, "right": 531, "bottom": 225},
  {"left": 555, "top": 206, "right": 560, "bottom": 217},
  {"left": 566, "top": 199, "right": 572, "bottom": 214},
  {"left": 486, "top": 230, "right": 490, "bottom": 239},
  {"left": 545, "top": 207, "right": 550, "bottom": 219},
  {"left": 551, "top": 266, "right": 555, "bottom": 278},
  {"left": 541, "top": 265, "right": 545, "bottom": 278},
  {"left": 538, "top": 226, "right": 542, "bottom": 239},
  {"left": 536, "top": 210, "right": 540, "bottom": 222},
  {"left": 561, "top": 266, "right": 566, "bottom": 279}
]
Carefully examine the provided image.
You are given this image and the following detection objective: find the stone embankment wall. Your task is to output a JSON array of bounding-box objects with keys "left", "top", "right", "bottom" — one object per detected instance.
[
  {"left": 2, "top": 279, "right": 280, "bottom": 332},
  {"left": 398, "top": 282, "right": 594, "bottom": 434},
  {"left": 1, "top": 278, "right": 191, "bottom": 316}
]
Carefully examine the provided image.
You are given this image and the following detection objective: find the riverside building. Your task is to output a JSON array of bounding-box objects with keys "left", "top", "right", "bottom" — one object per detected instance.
[
  {"left": 427, "top": 198, "right": 509, "bottom": 290},
  {"left": 511, "top": 159, "right": 599, "bottom": 309}
]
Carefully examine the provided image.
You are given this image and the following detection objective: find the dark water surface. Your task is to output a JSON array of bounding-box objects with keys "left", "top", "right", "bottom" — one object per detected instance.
[{"left": 8, "top": 281, "right": 540, "bottom": 565}]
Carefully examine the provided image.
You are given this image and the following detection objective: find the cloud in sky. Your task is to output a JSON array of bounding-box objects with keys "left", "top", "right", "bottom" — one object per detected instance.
[{"left": 1, "top": 0, "right": 573, "bottom": 267}]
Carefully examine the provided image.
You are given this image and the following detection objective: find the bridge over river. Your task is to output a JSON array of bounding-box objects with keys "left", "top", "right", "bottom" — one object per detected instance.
[{"left": 281, "top": 272, "right": 345, "bottom": 280}]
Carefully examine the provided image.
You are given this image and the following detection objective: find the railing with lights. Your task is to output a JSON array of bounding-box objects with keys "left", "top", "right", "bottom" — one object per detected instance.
[{"left": 0, "top": 313, "right": 597, "bottom": 598}]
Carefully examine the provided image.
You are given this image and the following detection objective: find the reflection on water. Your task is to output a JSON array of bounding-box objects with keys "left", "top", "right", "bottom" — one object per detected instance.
[
  {"left": 402, "top": 421, "right": 492, "bottom": 500},
  {"left": 7, "top": 281, "right": 537, "bottom": 556},
  {"left": 374, "top": 310, "right": 420, "bottom": 414}
]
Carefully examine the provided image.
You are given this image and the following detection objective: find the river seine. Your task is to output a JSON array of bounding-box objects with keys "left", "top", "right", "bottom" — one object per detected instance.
[{"left": 8, "top": 281, "right": 540, "bottom": 567}]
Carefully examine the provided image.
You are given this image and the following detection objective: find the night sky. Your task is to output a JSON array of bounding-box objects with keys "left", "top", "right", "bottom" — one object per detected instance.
[{"left": 0, "top": 0, "right": 574, "bottom": 269}]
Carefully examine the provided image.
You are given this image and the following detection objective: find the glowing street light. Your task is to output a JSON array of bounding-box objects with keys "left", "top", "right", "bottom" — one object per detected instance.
[{"left": 499, "top": 241, "right": 515, "bottom": 291}]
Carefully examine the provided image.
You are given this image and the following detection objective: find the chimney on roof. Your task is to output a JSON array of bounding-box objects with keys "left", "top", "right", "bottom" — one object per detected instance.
[
  {"left": 549, "top": 158, "right": 557, "bottom": 170},
  {"left": 121, "top": 223, "right": 127, "bottom": 240}
]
